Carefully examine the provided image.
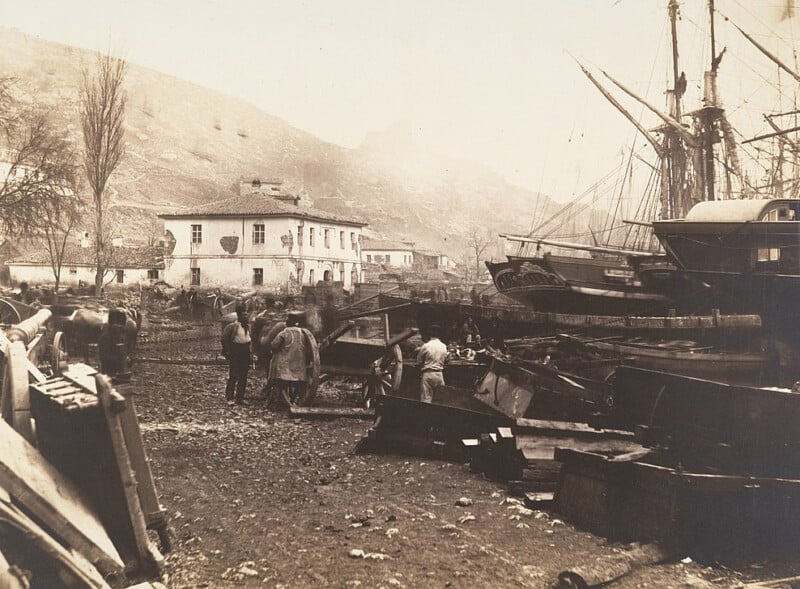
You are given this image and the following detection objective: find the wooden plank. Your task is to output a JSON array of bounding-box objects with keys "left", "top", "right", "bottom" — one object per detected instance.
[
  {"left": 95, "top": 374, "right": 164, "bottom": 573},
  {"left": 518, "top": 436, "right": 645, "bottom": 461},
  {"left": 289, "top": 406, "right": 375, "bottom": 418},
  {"left": 318, "top": 365, "right": 372, "bottom": 377},
  {"left": 0, "top": 487, "right": 110, "bottom": 588},
  {"left": 0, "top": 418, "right": 124, "bottom": 576},
  {"left": 4, "top": 341, "right": 34, "bottom": 442},
  {"left": 474, "top": 370, "right": 533, "bottom": 419},
  {"left": 26, "top": 358, "right": 47, "bottom": 383},
  {"left": 738, "top": 575, "right": 800, "bottom": 588},
  {"left": 64, "top": 363, "right": 100, "bottom": 394},
  {"left": 515, "top": 418, "right": 634, "bottom": 439},
  {"left": 117, "top": 396, "right": 169, "bottom": 540},
  {"left": 523, "top": 491, "right": 555, "bottom": 509}
]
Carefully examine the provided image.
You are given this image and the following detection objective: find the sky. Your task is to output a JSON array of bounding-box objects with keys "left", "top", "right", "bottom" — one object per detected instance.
[{"left": 1, "top": 0, "right": 798, "bottom": 203}]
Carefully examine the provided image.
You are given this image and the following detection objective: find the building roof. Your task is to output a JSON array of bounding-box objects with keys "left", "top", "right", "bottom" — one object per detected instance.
[
  {"left": 158, "top": 194, "right": 367, "bottom": 226},
  {"left": 7, "top": 244, "right": 164, "bottom": 269},
  {"left": 362, "top": 237, "right": 415, "bottom": 252},
  {"left": 413, "top": 249, "right": 443, "bottom": 257}
]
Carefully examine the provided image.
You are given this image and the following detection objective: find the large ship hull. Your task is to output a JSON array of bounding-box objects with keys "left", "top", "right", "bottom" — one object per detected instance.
[
  {"left": 487, "top": 254, "right": 673, "bottom": 316},
  {"left": 653, "top": 218, "right": 800, "bottom": 319}
]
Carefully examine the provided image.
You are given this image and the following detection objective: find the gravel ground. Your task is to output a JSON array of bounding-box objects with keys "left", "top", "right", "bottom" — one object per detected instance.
[{"left": 128, "top": 314, "right": 798, "bottom": 588}]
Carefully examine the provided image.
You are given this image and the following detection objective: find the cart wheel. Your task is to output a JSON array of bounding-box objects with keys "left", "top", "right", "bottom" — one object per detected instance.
[
  {"left": 296, "top": 329, "right": 320, "bottom": 407},
  {"left": 51, "top": 331, "right": 68, "bottom": 376},
  {"left": 212, "top": 295, "right": 224, "bottom": 320},
  {"left": 362, "top": 344, "right": 403, "bottom": 408},
  {"left": 0, "top": 299, "right": 21, "bottom": 325}
]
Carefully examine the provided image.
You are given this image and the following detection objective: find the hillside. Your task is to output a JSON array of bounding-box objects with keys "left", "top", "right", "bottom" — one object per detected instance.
[{"left": 0, "top": 27, "right": 567, "bottom": 261}]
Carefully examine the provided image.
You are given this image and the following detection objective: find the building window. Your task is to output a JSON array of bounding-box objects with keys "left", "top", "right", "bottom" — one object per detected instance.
[
  {"left": 366, "top": 254, "right": 372, "bottom": 263},
  {"left": 351, "top": 232, "right": 357, "bottom": 251},
  {"left": 309, "top": 228, "right": 315, "bottom": 247},
  {"left": 147, "top": 269, "right": 159, "bottom": 280},
  {"left": 340, "top": 231, "right": 345, "bottom": 249},
  {"left": 339, "top": 270, "right": 345, "bottom": 282},
  {"left": 309, "top": 269, "right": 315, "bottom": 285},
  {"left": 191, "top": 224, "right": 202, "bottom": 244},
  {"left": 351, "top": 268, "right": 358, "bottom": 284},
  {"left": 324, "top": 229, "right": 331, "bottom": 249},
  {"left": 69, "top": 267, "right": 78, "bottom": 275},
  {"left": 757, "top": 248, "right": 780, "bottom": 262},
  {"left": 297, "top": 226, "right": 303, "bottom": 246},
  {"left": 253, "top": 267, "right": 263, "bottom": 285},
  {"left": 190, "top": 267, "right": 200, "bottom": 285},
  {"left": 116, "top": 270, "right": 124, "bottom": 284},
  {"left": 253, "top": 224, "right": 265, "bottom": 244},
  {"left": 385, "top": 254, "right": 391, "bottom": 264}
]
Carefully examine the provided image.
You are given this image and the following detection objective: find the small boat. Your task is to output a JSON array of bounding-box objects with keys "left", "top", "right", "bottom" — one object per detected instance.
[{"left": 555, "top": 334, "right": 780, "bottom": 387}]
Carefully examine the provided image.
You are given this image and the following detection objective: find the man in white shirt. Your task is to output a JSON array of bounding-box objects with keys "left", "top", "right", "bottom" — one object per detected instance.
[
  {"left": 417, "top": 324, "right": 448, "bottom": 403},
  {"left": 221, "top": 305, "right": 252, "bottom": 405}
]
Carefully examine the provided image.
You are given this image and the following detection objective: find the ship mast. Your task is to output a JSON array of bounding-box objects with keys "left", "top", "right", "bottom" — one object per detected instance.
[
  {"left": 665, "top": 0, "right": 689, "bottom": 218},
  {"left": 705, "top": 0, "right": 718, "bottom": 202}
]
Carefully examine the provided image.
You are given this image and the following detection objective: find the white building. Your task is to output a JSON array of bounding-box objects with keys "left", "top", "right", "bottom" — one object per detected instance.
[
  {"left": 361, "top": 238, "right": 415, "bottom": 267},
  {"left": 6, "top": 243, "right": 164, "bottom": 287},
  {"left": 159, "top": 180, "right": 367, "bottom": 290}
]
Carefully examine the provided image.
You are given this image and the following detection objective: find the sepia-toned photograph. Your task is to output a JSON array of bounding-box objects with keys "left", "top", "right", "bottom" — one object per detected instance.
[{"left": 2, "top": 1, "right": 800, "bottom": 587}]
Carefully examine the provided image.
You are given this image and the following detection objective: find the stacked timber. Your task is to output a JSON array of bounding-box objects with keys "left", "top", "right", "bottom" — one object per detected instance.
[
  {"left": 357, "top": 388, "right": 512, "bottom": 460},
  {"left": 554, "top": 366, "right": 800, "bottom": 553},
  {"left": 0, "top": 310, "right": 169, "bottom": 589},
  {"left": 462, "top": 419, "right": 645, "bottom": 506}
]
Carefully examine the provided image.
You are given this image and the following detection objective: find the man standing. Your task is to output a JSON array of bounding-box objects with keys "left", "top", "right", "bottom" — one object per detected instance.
[
  {"left": 417, "top": 324, "right": 448, "bottom": 403},
  {"left": 221, "top": 304, "right": 252, "bottom": 405},
  {"left": 460, "top": 317, "right": 481, "bottom": 347},
  {"left": 269, "top": 312, "right": 311, "bottom": 405}
]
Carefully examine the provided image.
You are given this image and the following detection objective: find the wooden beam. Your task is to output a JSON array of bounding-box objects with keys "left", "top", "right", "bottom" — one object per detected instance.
[
  {"left": 0, "top": 488, "right": 110, "bottom": 588},
  {"left": 96, "top": 374, "right": 164, "bottom": 574},
  {"left": 0, "top": 418, "right": 124, "bottom": 576},
  {"left": 289, "top": 406, "right": 375, "bottom": 419}
]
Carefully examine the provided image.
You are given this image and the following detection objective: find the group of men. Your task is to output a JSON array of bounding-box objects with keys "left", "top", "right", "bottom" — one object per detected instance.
[
  {"left": 220, "top": 304, "right": 489, "bottom": 407},
  {"left": 221, "top": 305, "right": 312, "bottom": 407}
]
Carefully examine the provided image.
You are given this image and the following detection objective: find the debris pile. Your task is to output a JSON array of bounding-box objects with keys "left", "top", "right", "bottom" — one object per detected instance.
[{"left": 0, "top": 310, "right": 169, "bottom": 588}]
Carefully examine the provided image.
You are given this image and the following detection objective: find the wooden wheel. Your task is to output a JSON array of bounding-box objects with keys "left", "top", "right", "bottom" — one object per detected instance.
[
  {"left": 51, "top": 331, "right": 68, "bottom": 376},
  {"left": 2, "top": 341, "right": 34, "bottom": 442},
  {"left": 0, "top": 299, "right": 21, "bottom": 325},
  {"left": 212, "top": 295, "right": 224, "bottom": 320},
  {"left": 362, "top": 345, "right": 403, "bottom": 408},
  {"left": 295, "top": 329, "right": 320, "bottom": 407}
]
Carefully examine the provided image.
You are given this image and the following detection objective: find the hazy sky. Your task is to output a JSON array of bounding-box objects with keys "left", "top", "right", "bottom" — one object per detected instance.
[{"left": 1, "top": 0, "right": 797, "bottom": 201}]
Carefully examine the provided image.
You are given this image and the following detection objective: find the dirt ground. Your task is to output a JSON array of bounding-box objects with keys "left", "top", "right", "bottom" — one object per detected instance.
[{"left": 127, "top": 314, "right": 799, "bottom": 589}]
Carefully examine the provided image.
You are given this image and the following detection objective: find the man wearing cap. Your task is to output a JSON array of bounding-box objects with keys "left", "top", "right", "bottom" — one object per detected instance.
[
  {"left": 417, "top": 324, "right": 448, "bottom": 403},
  {"left": 221, "top": 304, "right": 252, "bottom": 405}
]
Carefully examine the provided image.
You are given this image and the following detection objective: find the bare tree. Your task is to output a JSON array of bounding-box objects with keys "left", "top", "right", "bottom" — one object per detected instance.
[
  {"left": 145, "top": 217, "right": 164, "bottom": 247},
  {"left": 0, "top": 79, "right": 80, "bottom": 237},
  {"left": 37, "top": 187, "right": 84, "bottom": 292},
  {"left": 466, "top": 228, "right": 493, "bottom": 281},
  {"left": 80, "top": 52, "right": 127, "bottom": 296}
]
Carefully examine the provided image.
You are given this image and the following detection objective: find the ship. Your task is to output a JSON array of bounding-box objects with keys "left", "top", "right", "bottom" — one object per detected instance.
[
  {"left": 652, "top": 198, "right": 800, "bottom": 330},
  {"left": 488, "top": 0, "right": 748, "bottom": 318}
]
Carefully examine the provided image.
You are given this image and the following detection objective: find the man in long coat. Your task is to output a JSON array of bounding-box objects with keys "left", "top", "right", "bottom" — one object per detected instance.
[{"left": 268, "top": 312, "right": 317, "bottom": 406}]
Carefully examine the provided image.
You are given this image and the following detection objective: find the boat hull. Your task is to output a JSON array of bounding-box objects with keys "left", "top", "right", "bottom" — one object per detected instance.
[
  {"left": 653, "top": 219, "right": 800, "bottom": 324},
  {"left": 487, "top": 255, "right": 672, "bottom": 316}
]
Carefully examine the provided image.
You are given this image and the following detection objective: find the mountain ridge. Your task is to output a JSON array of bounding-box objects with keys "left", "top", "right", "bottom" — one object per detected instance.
[{"left": 0, "top": 26, "right": 563, "bottom": 262}]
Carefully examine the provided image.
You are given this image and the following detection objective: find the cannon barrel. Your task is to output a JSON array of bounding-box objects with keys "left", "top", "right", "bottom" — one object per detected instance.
[
  {"left": 385, "top": 327, "right": 418, "bottom": 349},
  {"left": 5, "top": 309, "right": 52, "bottom": 345},
  {"left": 319, "top": 321, "right": 356, "bottom": 351}
]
